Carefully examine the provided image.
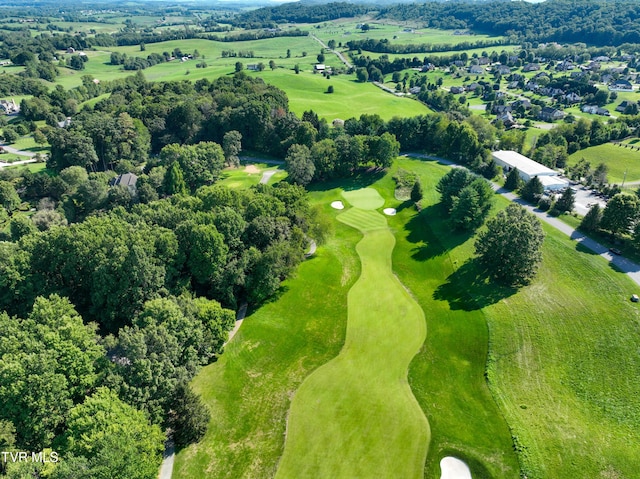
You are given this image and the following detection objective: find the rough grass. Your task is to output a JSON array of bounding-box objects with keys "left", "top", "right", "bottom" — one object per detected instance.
[
  {"left": 567, "top": 142, "right": 640, "bottom": 184},
  {"left": 275, "top": 195, "right": 429, "bottom": 478}
]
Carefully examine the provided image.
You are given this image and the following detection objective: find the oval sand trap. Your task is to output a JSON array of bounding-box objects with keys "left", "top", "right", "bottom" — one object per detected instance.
[
  {"left": 331, "top": 201, "right": 345, "bottom": 210},
  {"left": 383, "top": 208, "right": 396, "bottom": 216},
  {"left": 440, "top": 457, "right": 472, "bottom": 479}
]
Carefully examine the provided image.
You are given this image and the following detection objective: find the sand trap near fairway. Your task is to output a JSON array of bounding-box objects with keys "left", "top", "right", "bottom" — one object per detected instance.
[
  {"left": 331, "top": 201, "right": 345, "bottom": 210},
  {"left": 383, "top": 208, "right": 396, "bottom": 216},
  {"left": 440, "top": 457, "right": 472, "bottom": 479},
  {"left": 244, "top": 164, "right": 260, "bottom": 174}
]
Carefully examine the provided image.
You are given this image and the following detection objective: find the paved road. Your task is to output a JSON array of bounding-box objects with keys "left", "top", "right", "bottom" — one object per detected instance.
[
  {"left": 310, "top": 34, "right": 353, "bottom": 69},
  {"left": 403, "top": 152, "right": 640, "bottom": 287},
  {"left": 0, "top": 144, "right": 37, "bottom": 157},
  {"left": 0, "top": 158, "right": 38, "bottom": 169}
]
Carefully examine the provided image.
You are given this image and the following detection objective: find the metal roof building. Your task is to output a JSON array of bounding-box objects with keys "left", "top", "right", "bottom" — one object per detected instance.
[{"left": 492, "top": 150, "right": 559, "bottom": 182}]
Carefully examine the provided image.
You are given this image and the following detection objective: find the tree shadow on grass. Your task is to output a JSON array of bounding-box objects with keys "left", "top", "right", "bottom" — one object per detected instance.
[
  {"left": 306, "top": 169, "right": 386, "bottom": 193},
  {"left": 403, "top": 203, "right": 475, "bottom": 262},
  {"left": 433, "top": 259, "right": 518, "bottom": 311}
]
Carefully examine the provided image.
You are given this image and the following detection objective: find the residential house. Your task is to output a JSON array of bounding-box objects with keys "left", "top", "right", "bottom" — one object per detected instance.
[
  {"left": 523, "top": 63, "right": 541, "bottom": 72},
  {"left": 466, "top": 82, "right": 481, "bottom": 92},
  {"left": 507, "top": 81, "right": 519, "bottom": 89},
  {"left": 477, "top": 57, "right": 491, "bottom": 65},
  {"left": 512, "top": 99, "right": 532, "bottom": 110},
  {"left": 314, "top": 64, "right": 326, "bottom": 73},
  {"left": 492, "top": 104, "right": 512, "bottom": 114},
  {"left": 525, "top": 81, "right": 540, "bottom": 92},
  {"left": 563, "top": 92, "right": 582, "bottom": 104},
  {"left": 495, "top": 65, "right": 511, "bottom": 75},
  {"left": 409, "top": 86, "right": 421, "bottom": 94},
  {"left": 581, "top": 105, "right": 610, "bottom": 116},
  {"left": 421, "top": 63, "right": 434, "bottom": 72},
  {"left": 450, "top": 86, "right": 465, "bottom": 94},
  {"left": 539, "top": 106, "right": 566, "bottom": 121},
  {"left": 556, "top": 60, "right": 574, "bottom": 71},
  {"left": 616, "top": 100, "right": 633, "bottom": 112},
  {"left": 247, "top": 64, "right": 259, "bottom": 71},
  {"left": 469, "top": 65, "right": 484, "bottom": 75},
  {"left": 495, "top": 111, "right": 516, "bottom": 128},
  {"left": 110, "top": 173, "right": 138, "bottom": 195},
  {"left": 0, "top": 99, "right": 19, "bottom": 114},
  {"left": 593, "top": 56, "right": 610, "bottom": 62},
  {"left": 609, "top": 79, "right": 633, "bottom": 91}
]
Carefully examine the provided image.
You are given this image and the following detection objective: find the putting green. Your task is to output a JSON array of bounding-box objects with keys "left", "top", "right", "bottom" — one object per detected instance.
[
  {"left": 275, "top": 190, "right": 430, "bottom": 479},
  {"left": 342, "top": 187, "right": 386, "bottom": 210}
]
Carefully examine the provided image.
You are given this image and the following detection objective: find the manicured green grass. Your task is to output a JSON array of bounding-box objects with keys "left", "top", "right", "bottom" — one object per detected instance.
[
  {"left": 173, "top": 192, "right": 360, "bottom": 479},
  {"left": 383, "top": 159, "right": 520, "bottom": 478},
  {"left": 276, "top": 190, "right": 429, "bottom": 478},
  {"left": 217, "top": 163, "right": 286, "bottom": 189},
  {"left": 567, "top": 142, "right": 640, "bottom": 184},
  {"left": 398, "top": 158, "right": 640, "bottom": 478},
  {"left": 262, "top": 70, "right": 430, "bottom": 121}
]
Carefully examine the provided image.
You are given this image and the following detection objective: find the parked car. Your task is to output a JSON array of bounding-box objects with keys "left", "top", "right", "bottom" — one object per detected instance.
[{"left": 609, "top": 247, "right": 622, "bottom": 255}]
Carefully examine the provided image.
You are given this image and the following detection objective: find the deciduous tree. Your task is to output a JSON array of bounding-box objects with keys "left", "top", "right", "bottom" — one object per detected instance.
[{"left": 475, "top": 203, "right": 545, "bottom": 285}]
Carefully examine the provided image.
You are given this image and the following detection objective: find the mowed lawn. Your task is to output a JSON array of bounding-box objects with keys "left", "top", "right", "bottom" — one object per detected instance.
[
  {"left": 172, "top": 191, "right": 360, "bottom": 479},
  {"left": 275, "top": 190, "right": 429, "bottom": 479},
  {"left": 396, "top": 158, "right": 640, "bottom": 478},
  {"left": 262, "top": 70, "right": 431, "bottom": 121},
  {"left": 567, "top": 142, "right": 640, "bottom": 184}
]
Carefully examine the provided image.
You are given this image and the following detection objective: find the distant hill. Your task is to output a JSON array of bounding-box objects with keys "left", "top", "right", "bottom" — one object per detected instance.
[{"left": 232, "top": 0, "right": 640, "bottom": 46}]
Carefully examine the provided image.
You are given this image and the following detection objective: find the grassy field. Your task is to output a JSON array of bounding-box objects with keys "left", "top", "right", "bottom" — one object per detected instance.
[
  {"left": 567, "top": 142, "right": 640, "bottom": 184},
  {"left": 262, "top": 69, "right": 430, "bottom": 121},
  {"left": 275, "top": 188, "right": 429, "bottom": 478}
]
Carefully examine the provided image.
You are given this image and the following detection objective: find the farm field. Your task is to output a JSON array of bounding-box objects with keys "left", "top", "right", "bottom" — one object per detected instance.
[
  {"left": 567, "top": 142, "right": 640, "bottom": 184},
  {"left": 175, "top": 157, "right": 640, "bottom": 479}
]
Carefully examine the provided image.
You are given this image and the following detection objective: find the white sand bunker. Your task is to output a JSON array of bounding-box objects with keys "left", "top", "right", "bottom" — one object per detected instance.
[
  {"left": 331, "top": 201, "right": 345, "bottom": 210},
  {"left": 244, "top": 164, "right": 260, "bottom": 174},
  {"left": 440, "top": 457, "right": 472, "bottom": 479},
  {"left": 383, "top": 208, "right": 397, "bottom": 216}
]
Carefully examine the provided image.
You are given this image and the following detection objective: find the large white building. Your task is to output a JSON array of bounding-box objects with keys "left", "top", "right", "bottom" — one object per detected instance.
[{"left": 492, "top": 150, "right": 569, "bottom": 191}]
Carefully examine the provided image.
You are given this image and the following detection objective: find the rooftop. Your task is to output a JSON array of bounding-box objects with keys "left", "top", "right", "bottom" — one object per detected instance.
[{"left": 492, "top": 150, "right": 558, "bottom": 177}]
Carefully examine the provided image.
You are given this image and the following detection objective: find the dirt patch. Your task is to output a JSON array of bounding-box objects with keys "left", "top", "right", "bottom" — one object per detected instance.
[{"left": 244, "top": 164, "right": 260, "bottom": 174}]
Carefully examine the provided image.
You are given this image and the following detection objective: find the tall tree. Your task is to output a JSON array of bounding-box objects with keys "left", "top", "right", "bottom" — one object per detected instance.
[
  {"left": 520, "top": 176, "right": 544, "bottom": 203},
  {"left": 59, "top": 387, "right": 164, "bottom": 479},
  {"left": 222, "top": 130, "right": 242, "bottom": 167},
  {"left": 285, "top": 144, "right": 315, "bottom": 186},
  {"left": 504, "top": 168, "right": 523, "bottom": 191},
  {"left": 554, "top": 187, "right": 575, "bottom": 213},
  {"left": 475, "top": 203, "right": 545, "bottom": 285},
  {"left": 164, "top": 162, "right": 188, "bottom": 196},
  {"left": 580, "top": 204, "right": 602, "bottom": 232},
  {"left": 601, "top": 192, "right": 640, "bottom": 236}
]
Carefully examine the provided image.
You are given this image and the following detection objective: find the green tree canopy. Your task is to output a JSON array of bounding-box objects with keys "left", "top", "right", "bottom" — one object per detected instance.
[
  {"left": 520, "top": 176, "right": 544, "bottom": 203},
  {"left": 285, "top": 144, "right": 315, "bottom": 186},
  {"left": 601, "top": 192, "right": 640, "bottom": 236},
  {"left": 475, "top": 203, "right": 545, "bottom": 285}
]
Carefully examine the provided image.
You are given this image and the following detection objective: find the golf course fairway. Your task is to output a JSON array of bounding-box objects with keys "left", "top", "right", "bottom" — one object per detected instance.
[{"left": 275, "top": 188, "right": 430, "bottom": 479}]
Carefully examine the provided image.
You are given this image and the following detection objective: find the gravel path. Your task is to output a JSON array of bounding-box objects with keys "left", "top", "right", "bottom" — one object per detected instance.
[
  {"left": 403, "top": 152, "right": 640, "bottom": 288},
  {"left": 260, "top": 170, "right": 277, "bottom": 184}
]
